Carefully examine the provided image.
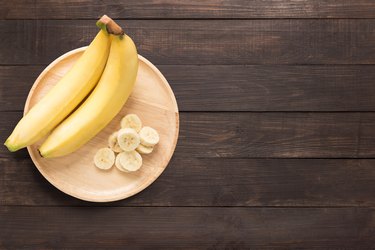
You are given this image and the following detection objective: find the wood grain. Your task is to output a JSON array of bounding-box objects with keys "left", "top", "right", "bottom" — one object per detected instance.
[
  {"left": 1, "top": 157, "right": 375, "bottom": 207},
  {"left": 1, "top": 206, "right": 374, "bottom": 248},
  {"left": 177, "top": 112, "right": 375, "bottom": 158},
  {"left": 3, "top": 19, "right": 375, "bottom": 65},
  {"left": 3, "top": 0, "right": 375, "bottom": 19},
  {"left": 3, "top": 112, "right": 375, "bottom": 158},
  {"left": 0, "top": 66, "right": 40, "bottom": 111},
  {"left": 3, "top": 65, "right": 375, "bottom": 112}
]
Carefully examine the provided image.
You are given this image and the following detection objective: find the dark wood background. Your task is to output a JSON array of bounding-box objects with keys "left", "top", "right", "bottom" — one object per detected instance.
[{"left": 1, "top": 1, "right": 375, "bottom": 248}]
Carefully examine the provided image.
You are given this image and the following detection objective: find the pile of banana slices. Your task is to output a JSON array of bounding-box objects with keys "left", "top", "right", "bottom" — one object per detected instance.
[{"left": 94, "top": 114, "right": 159, "bottom": 172}]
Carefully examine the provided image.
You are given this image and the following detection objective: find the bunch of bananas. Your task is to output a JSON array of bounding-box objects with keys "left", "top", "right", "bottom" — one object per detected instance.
[{"left": 5, "top": 15, "right": 139, "bottom": 158}]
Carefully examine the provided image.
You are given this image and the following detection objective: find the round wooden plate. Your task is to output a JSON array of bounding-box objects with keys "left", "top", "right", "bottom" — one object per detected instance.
[{"left": 25, "top": 47, "right": 179, "bottom": 202}]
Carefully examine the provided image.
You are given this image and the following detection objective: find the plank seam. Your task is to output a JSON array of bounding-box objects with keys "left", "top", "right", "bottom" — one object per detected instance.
[
  {"left": 0, "top": 205, "right": 374, "bottom": 208},
  {"left": 4, "top": 18, "right": 375, "bottom": 21}
]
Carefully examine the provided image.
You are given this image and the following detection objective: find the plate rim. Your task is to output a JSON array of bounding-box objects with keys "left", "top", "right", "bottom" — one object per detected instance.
[{"left": 25, "top": 47, "right": 179, "bottom": 202}]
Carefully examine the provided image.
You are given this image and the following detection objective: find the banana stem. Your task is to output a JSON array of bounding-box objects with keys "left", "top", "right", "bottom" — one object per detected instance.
[{"left": 96, "top": 15, "right": 124, "bottom": 36}]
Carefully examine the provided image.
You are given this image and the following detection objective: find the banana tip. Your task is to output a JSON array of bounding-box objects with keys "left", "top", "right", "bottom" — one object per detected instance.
[
  {"left": 38, "top": 148, "right": 47, "bottom": 158},
  {"left": 4, "top": 140, "right": 19, "bottom": 152}
]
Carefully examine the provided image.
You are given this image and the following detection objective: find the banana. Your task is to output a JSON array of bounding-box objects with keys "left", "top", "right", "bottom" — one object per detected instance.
[
  {"left": 115, "top": 154, "right": 127, "bottom": 172},
  {"left": 139, "top": 126, "right": 159, "bottom": 147},
  {"left": 121, "top": 114, "right": 142, "bottom": 132},
  {"left": 94, "top": 148, "right": 115, "bottom": 170},
  {"left": 39, "top": 16, "right": 139, "bottom": 158},
  {"left": 117, "top": 128, "right": 140, "bottom": 152},
  {"left": 136, "top": 144, "right": 154, "bottom": 154},
  {"left": 4, "top": 23, "right": 111, "bottom": 152},
  {"left": 108, "top": 131, "right": 123, "bottom": 153},
  {"left": 115, "top": 151, "right": 142, "bottom": 172}
]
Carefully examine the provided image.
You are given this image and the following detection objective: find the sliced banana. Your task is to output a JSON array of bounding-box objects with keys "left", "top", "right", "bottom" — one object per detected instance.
[
  {"left": 94, "top": 148, "right": 115, "bottom": 170},
  {"left": 121, "top": 114, "right": 142, "bottom": 132},
  {"left": 108, "top": 131, "right": 122, "bottom": 153},
  {"left": 139, "top": 126, "right": 159, "bottom": 147},
  {"left": 115, "top": 153, "right": 128, "bottom": 172},
  {"left": 136, "top": 144, "right": 154, "bottom": 154},
  {"left": 117, "top": 128, "right": 140, "bottom": 152},
  {"left": 115, "top": 151, "right": 142, "bottom": 172}
]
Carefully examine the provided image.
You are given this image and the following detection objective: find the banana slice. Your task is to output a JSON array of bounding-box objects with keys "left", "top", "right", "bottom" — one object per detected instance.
[
  {"left": 136, "top": 144, "right": 154, "bottom": 154},
  {"left": 139, "top": 126, "right": 159, "bottom": 146},
  {"left": 117, "top": 128, "right": 140, "bottom": 152},
  {"left": 121, "top": 114, "right": 142, "bottom": 132},
  {"left": 115, "top": 151, "right": 142, "bottom": 172},
  {"left": 115, "top": 153, "right": 128, "bottom": 172},
  {"left": 108, "top": 131, "right": 122, "bottom": 153},
  {"left": 94, "top": 148, "right": 115, "bottom": 170}
]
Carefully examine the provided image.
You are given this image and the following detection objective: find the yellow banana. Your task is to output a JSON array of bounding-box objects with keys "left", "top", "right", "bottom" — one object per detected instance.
[
  {"left": 40, "top": 17, "right": 139, "bottom": 158},
  {"left": 5, "top": 23, "right": 111, "bottom": 152}
]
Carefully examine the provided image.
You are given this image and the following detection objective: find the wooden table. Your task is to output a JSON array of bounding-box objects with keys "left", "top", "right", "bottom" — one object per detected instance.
[{"left": 1, "top": 1, "right": 375, "bottom": 248}]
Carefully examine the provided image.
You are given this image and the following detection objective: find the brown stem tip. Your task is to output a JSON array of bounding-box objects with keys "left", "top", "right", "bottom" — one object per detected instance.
[{"left": 97, "top": 15, "right": 124, "bottom": 36}]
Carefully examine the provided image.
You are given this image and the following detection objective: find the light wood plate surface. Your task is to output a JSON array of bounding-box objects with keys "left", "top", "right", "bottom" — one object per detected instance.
[{"left": 25, "top": 47, "right": 179, "bottom": 202}]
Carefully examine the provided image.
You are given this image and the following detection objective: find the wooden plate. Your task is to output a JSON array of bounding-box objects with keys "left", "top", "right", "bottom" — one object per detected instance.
[{"left": 25, "top": 47, "right": 179, "bottom": 202}]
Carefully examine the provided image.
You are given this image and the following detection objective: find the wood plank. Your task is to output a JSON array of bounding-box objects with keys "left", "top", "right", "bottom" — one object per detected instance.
[
  {"left": 2, "top": 19, "right": 375, "bottom": 65},
  {"left": 0, "top": 66, "right": 40, "bottom": 111},
  {"left": 166, "top": 65, "right": 375, "bottom": 112},
  {"left": 2, "top": 112, "right": 375, "bottom": 158},
  {"left": 3, "top": 65, "right": 375, "bottom": 112},
  {"left": 178, "top": 112, "right": 375, "bottom": 158},
  {"left": 1, "top": 157, "right": 375, "bottom": 206},
  {"left": 0, "top": 207, "right": 374, "bottom": 248},
  {"left": 3, "top": 0, "right": 375, "bottom": 19}
]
